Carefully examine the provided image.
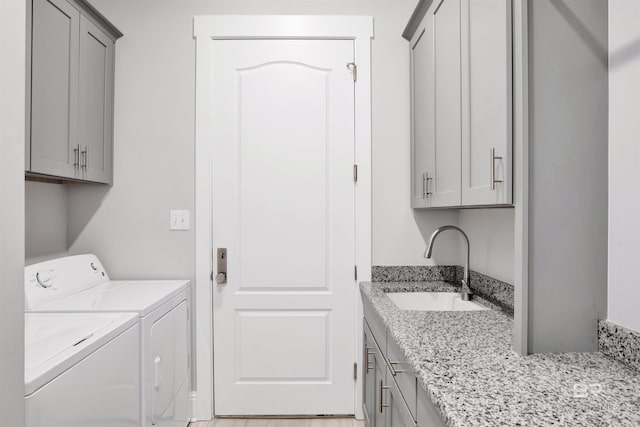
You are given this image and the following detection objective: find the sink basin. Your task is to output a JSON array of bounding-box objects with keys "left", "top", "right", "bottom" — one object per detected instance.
[{"left": 386, "top": 292, "right": 490, "bottom": 312}]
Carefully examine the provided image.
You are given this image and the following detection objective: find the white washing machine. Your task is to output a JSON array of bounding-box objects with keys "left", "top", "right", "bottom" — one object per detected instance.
[
  {"left": 25, "top": 254, "right": 192, "bottom": 427},
  {"left": 25, "top": 311, "right": 139, "bottom": 427}
]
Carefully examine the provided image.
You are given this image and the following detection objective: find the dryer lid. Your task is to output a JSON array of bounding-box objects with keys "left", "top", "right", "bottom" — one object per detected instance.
[{"left": 30, "top": 279, "right": 190, "bottom": 317}]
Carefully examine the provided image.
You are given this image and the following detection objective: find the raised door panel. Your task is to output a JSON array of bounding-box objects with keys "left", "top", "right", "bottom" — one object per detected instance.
[
  {"left": 461, "top": 0, "right": 513, "bottom": 205},
  {"left": 430, "top": 0, "right": 462, "bottom": 207},
  {"left": 78, "top": 15, "right": 114, "bottom": 184},
  {"left": 30, "top": 0, "right": 80, "bottom": 179},
  {"left": 410, "top": 15, "right": 434, "bottom": 209}
]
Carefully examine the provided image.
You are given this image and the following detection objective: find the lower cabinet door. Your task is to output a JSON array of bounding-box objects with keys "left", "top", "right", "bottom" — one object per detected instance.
[
  {"left": 386, "top": 377, "right": 417, "bottom": 427},
  {"left": 374, "top": 345, "right": 387, "bottom": 427},
  {"left": 363, "top": 325, "right": 377, "bottom": 427},
  {"left": 417, "top": 385, "right": 446, "bottom": 427}
]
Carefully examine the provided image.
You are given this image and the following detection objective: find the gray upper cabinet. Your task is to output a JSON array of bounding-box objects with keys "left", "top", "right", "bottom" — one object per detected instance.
[
  {"left": 460, "top": 0, "right": 512, "bottom": 205},
  {"left": 410, "top": 22, "right": 432, "bottom": 208},
  {"left": 30, "top": 0, "right": 80, "bottom": 180},
  {"left": 430, "top": 0, "right": 462, "bottom": 207},
  {"left": 409, "top": 0, "right": 462, "bottom": 208},
  {"left": 406, "top": 0, "right": 513, "bottom": 208},
  {"left": 27, "top": 0, "right": 122, "bottom": 184},
  {"left": 78, "top": 15, "right": 115, "bottom": 183}
]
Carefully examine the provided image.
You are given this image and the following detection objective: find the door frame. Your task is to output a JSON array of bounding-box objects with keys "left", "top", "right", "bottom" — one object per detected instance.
[{"left": 193, "top": 15, "right": 373, "bottom": 421}]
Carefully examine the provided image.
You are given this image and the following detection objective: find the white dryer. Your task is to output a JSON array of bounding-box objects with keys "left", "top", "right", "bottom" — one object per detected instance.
[
  {"left": 25, "top": 254, "right": 192, "bottom": 427},
  {"left": 25, "top": 312, "right": 139, "bottom": 427}
]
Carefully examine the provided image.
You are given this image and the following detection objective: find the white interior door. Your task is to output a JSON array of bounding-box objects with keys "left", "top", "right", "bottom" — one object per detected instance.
[{"left": 211, "top": 39, "right": 356, "bottom": 416}]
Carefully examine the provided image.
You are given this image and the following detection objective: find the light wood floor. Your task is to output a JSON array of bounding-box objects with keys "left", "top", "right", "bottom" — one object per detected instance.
[{"left": 189, "top": 418, "right": 364, "bottom": 427}]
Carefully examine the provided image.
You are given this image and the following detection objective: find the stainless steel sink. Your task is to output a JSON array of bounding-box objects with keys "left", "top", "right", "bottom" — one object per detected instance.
[{"left": 386, "top": 292, "right": 489, "bottom": 312}]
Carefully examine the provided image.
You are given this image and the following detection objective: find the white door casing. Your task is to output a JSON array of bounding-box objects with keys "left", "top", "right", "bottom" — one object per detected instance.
[
  {"left": 212, "top": 39, "right": 355, "bottom": 415},
  {"left": 193, "top": 16, "right": 373, "bottom": 421}
]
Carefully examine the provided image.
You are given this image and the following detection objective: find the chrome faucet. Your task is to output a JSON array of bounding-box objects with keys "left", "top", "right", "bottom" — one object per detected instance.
[{"left": 424, "top": 225, "right": 473, "bottom": 301}]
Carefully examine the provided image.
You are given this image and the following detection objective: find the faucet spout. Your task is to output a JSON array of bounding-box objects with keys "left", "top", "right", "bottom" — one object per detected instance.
[{"left": 424, "top": 225, "right": 473, "bottom": 301}]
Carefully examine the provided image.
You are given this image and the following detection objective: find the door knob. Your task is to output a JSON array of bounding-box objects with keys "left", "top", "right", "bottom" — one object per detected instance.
[{"left": 215, "top": 248, "right": 227, "bottom": 284}]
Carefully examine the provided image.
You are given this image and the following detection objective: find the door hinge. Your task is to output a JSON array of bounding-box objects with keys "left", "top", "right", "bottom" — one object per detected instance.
[
  {"left": 353, "top": 164, "right": 358, "bottom": 182},
  {"left": 354, "top": 362, "right": 358, "bottom": 380},
  {"left": 354, "top": 265, "right": 358, "bottom": 281},
  {"left": 347, "top": 62, "right": 357, "bottom": 82}
]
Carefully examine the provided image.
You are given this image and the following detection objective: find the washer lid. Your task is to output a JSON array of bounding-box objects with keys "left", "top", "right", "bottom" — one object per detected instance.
[
  {"left": 24, "top": 312, "right": 138, "bottom": 396},
  {"left": 30, "top": 280, "right": 190, "bottom": 317}
]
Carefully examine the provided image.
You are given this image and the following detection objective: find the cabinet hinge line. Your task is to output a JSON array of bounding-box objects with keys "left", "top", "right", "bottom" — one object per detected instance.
[
  {"left": 347, "top": 62, "right": 357, "bottom": 81},
  {"left": 353, "top": 164, "right": 358, "bottom": 182},
  {"left": 353, "top": 362, "right": 358, "bottom": 380}
]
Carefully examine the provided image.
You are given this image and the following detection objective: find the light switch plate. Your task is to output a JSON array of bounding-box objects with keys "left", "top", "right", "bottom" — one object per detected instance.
[{"left": 170, "top": 210, "right": 190, "bottom": 231}]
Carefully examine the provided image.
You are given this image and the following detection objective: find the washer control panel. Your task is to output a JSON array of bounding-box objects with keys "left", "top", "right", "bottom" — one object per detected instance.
[
  {"left": 24, "top": 254, "right": 109, "bottom": 310},
  {"left": 35, "top": 271, "right": 54, "bottom": 288}
]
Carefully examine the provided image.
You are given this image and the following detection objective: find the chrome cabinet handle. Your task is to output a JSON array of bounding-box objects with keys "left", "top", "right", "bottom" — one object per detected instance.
[
  {"left": 389, "top": 361, "right": 408, "bottom": 374},
  {"left": 365, "top": 348, "right": 375, "bottom": 373},
  {"left": 491, "top": 147, "right": 503, "bottom": 190},
  {"left": 81, "top": 146, "right": 88, "bottom": 170},
  {"left": 425, "top": 171, "right": 433, "bottom": 197},
  {"left": 422, "top": 173, "right": 426, "bottom": 199},
  {"left": 385, "top": 357, "right": 408, "bottom": 376},
  {"left": 73, "top": 145, "right": 80, "bottom": 169},
  {"left": 379, "top": 380, "right": 390, "bottom": 413}
]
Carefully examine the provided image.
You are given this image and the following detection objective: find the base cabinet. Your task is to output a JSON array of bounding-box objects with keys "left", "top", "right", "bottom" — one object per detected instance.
[
  {"left": 384, "top": 376, "right": 417, "bottom": 427},
  {"left": 363, "top": 324, "right": 377, "bottom": 427},
  {"left": 417, "top": 386, "right": 446, "bottom": 427},
  {"left": 363, "top": 308, "right": 445, "bottom": 427}
]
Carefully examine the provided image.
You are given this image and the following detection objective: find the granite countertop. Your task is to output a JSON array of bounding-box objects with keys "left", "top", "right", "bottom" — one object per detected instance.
[{"left": 361, "top": 281, "right": 640, "bottom": 427}]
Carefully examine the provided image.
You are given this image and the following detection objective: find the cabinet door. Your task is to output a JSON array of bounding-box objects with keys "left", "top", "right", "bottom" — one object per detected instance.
[
  {"left": 461, "top": 0, "right": 512, "bottom": 205},
  {"left": 374, "top": 344, "right": 387, "bottom": 427},
  {"left": 410, "top": 16, "right": 434, "bottom": 208},
  {"left": 429, "top": 0, "right": 462, "bottom": 207},
  {"left": 30, "top": 0, "right": 80, "bottom": 179},
  {"left": 386, "top": 378, "right": 417, "bottom": 427},
  {"left": 363, "top": 326, "right": 377, "bottom": 427},
  {"left": 78, "top": 15, "right": 114, "bottom": 184},
  {"left": 416, "top": 385, "right": 446, "bottom": 427}
]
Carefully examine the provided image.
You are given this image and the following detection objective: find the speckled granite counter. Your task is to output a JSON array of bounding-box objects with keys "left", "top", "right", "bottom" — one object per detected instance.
[{"left": 361, "top": 281, "right": 640, "bottom": 427}]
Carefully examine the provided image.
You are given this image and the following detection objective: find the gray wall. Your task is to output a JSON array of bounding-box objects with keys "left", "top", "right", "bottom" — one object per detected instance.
[
  {"left": 528, "top": 0, "right": 608, "bottom": 352},
  {"left": 26, "top": 181, "right": 68, "bottom": 265},
  {"left": 62, "top": 0, "right": 516, "bottom": 281},
  {"left": 0, "top": 0, "right": 26, "bottom": 423},
  {"left": 458, "top": 209, "right": 514, "bottom": 284},
  {"left": 65, "top": 0, "right": 462, "bottom": 282}
]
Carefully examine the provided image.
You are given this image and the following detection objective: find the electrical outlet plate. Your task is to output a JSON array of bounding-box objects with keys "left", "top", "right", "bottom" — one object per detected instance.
[{"left": 170, "top": 210, "right": 190, "bottom": 231}]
